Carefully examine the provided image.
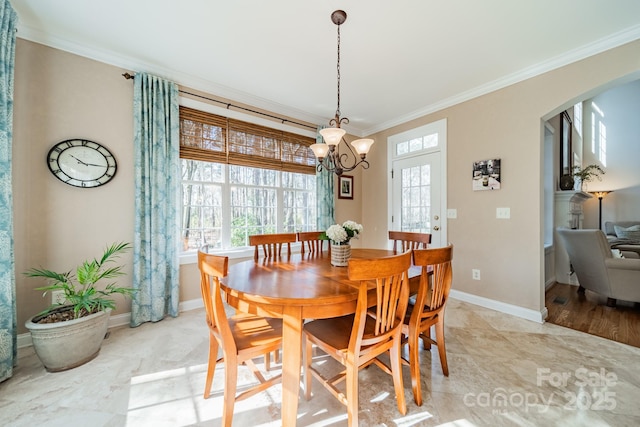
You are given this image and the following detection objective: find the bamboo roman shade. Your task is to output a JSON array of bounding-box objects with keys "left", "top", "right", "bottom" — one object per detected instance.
[{"left": 179, "top": 106, "right": 316, "bottom": 174}]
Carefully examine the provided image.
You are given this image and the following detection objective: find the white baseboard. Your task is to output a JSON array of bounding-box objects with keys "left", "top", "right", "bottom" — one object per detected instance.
[
  {"left": 545, "top": 277, "right": 556, "bottom": 290},
  {"left": 17, "top": 332, "right": 32, "bottom": 349},
  {"left": 179, "top": 298, "right": 204, "bottom": 312},
  {"left": 19, "top": 294, "right": 546, "bottom": 349},
  {"left": 449, "top": 289, "right": 547, "bottom": 324},
  {"left": 18, "top": 300, "right": 205, "bottom": 349}
]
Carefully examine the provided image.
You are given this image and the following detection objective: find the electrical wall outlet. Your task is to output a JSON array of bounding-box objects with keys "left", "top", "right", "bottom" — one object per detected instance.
[
  {"left": 51, "top": 290, "right": 66, "bottom": 305},
  {"left": 472, "top": 269, "right": 481, "bottom": 280}
]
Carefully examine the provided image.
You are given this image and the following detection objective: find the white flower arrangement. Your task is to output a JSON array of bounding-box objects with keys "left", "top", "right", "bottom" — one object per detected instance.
[{"left": 324, "top": 220, "right": 363, "bottom": 245}]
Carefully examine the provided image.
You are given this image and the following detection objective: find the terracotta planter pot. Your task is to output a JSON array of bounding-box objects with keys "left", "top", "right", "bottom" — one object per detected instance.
[{"left": 25, "top": 306, "right": 111, "bottom": 372}]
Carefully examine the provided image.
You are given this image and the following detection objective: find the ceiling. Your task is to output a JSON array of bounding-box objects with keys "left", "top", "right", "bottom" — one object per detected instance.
[{"left": 11, "top": 0, "right": 640, "bottom": 136}]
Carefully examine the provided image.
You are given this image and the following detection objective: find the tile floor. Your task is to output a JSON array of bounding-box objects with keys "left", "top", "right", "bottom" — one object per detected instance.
[{"left": 1, "top": 299, "right": 639, "bottom": 426}]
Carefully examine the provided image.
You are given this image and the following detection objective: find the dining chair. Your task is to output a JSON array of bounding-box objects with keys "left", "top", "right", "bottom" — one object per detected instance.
[
  {"left": 297, "top": 231, "right": 330, "bottom": 255},
  {"left": 402, "top": 244, "right": 453, "bottom": 406},
  {"left": 303, "top": 251, "right": 412, "bottom": 426},
  {"left": 197, "top": 248, "right": 283, "bottom": 427},
  {"left": 249, "top": 232, "right": 297, "bottom": 261},
  {"left": 389, "top": 230, "right": 432, "bottom": 254}
]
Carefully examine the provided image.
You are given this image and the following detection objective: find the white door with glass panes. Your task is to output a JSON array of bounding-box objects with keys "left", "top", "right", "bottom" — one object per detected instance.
[{"left": 389, "top": 119, "right": 446, "bottom": 248}]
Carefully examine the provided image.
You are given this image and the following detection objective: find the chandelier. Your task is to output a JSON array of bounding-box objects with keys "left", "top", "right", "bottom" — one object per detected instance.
[{"left": 310, "top": 10, "right": 374, "bottom": 176}]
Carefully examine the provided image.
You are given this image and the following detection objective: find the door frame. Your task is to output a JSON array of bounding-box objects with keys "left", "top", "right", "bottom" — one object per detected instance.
[{"left": 387, "top": 118, "right": 448, "bottom": 247}]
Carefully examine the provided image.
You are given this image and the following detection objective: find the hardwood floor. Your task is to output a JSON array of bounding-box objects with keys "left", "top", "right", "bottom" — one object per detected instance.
[{"left": 545, "top": 282, "right": 640, "bottom": 348}]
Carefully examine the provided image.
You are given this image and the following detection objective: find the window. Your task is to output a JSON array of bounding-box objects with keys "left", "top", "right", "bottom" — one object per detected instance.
[
  {"left": 573, "top": 102, "right": 583, "bottom": 137},
  {"left": 395, "top": 132, "right": 438, "bottom": 156},
  {"left": 180, "top": 107, "right": 317, "bottom": 251},
  {"left": 591, "top": 102, "right": 607, "bottom": 166}
]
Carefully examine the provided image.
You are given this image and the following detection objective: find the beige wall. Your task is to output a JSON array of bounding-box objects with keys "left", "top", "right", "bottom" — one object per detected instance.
[
  {"left": 13, "top": 37, "right": 640, "bottom": 334},
  {"left": 13, "top": 40, "right": 135, "bottom": 334},
  {"left": 361, "top": 40, "right": 640, "bottom": 313}
]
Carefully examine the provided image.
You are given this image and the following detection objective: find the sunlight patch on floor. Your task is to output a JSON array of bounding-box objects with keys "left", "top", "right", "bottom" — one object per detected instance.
[
  {"left": 435, "top": 419, "right": 478, "bottom": 427},
  {"left": 393, "top": 409, "right": 435, "bottom": 425},
  {"left": 125, "top": 362, "right": 280, "bottom": 427}
]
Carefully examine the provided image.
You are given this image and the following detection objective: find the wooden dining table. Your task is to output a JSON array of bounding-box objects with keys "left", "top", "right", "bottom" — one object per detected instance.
[{"left": 219, "top": 248, "right": 421, "bottom": 427}]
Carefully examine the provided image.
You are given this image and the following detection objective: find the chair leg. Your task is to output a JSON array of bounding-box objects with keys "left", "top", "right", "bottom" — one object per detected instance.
[
  {"left": 264, "top": 353, "right": 271, "bottom": 371},
  {"left": 346, "top": 362, "right": 359, "bottom": 427},
  {"left": 390, "top": 337, "right": 407, "bottom": 415},
  {"left": 304, "top": 335, "right": 313, "bottom": 400},
  {"left": 222, "top": 357, "right": 238, "bottom": 427},
  {"left": 408, "top": 323, "right": 422, "bottom": 406},
  {"left": 422, "top": 326, "right": 432, "bottom": 350},
  {"left": 434, "top": 317, "right": 449, "bottom": 376},
  {"left": 204, "top": 337, "right": 219, "bottom": 399}
]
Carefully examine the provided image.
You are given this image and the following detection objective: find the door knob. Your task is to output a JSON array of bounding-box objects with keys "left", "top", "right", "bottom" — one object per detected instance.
[{"left": 433, "top": 226, "right": 440, "bottom": 231}]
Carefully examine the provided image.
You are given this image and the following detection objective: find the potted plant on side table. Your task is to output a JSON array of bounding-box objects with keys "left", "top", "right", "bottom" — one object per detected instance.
[
  {"left": 24, "top": 242, "right": 134, "bottom": 372},
  {"left": 572, "top": 164, "right": 605, "bottom": 192}
]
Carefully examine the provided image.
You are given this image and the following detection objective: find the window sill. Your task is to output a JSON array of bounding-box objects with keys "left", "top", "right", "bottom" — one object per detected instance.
[
  {"left": 179, "top": 247, "right": 254, "bottom": 265},
  {"left": 179, "top": 242, "right": 304, "bottom": 265}
]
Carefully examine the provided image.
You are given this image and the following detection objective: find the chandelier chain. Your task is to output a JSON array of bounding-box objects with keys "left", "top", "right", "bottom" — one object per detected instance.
[
  {"left": 309, "top": 10, "right": 374, "bottom": 176},
  {"left": 336, "top": 24, "right": 341, "bottom": 119}
]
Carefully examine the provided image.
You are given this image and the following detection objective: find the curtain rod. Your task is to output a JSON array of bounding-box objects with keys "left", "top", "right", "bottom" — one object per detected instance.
[{"left": 122, "top": 72, "right": 317, "bottom": 131}]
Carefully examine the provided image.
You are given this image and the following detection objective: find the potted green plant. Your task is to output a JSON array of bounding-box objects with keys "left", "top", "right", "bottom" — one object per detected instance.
[
  {"left": 572, "top": 164, "right": 605, "bottom": 191},
  {"left": 24, "top": 242, "right": 134, "bottom": 372}
]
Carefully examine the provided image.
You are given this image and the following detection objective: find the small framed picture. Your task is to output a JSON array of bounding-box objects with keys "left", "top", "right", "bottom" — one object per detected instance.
[
  {"left": 338, "top": 175, "right": 354, "bottom": 199},
  {"left": 472, "top": 158, "right": 501, "bottom": 191}
]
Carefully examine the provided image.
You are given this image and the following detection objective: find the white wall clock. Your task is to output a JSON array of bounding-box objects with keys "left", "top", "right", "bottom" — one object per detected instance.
[{"left": 47, "top": 139, "right": 117, "bottom": 188}]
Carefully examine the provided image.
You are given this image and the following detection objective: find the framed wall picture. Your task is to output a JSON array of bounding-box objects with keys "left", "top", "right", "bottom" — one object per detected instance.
[
  {"left": 560, "top": 110, "right": 572, "bottom": 177},
  {"left": 472, "top": 158, "right": 501, "bottom": 191},
  {"left": 338, "top": 175, "right": 354, "bottom": 199}
]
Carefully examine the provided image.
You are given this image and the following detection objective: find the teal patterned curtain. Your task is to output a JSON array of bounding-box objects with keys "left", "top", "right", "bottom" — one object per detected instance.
[
  {"left": 130, "top": 73, "right": 180, "bottom": 327},
  {"left": 316, "top": 126, "right": 335, "bottom": 229},
  {"left": 0, "top": 0, "right": 17, "bottom": 383}
]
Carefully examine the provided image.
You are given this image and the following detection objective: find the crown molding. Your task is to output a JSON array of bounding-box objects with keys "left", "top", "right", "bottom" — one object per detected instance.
[
  {"left": 17, "top": 22, "right": 640, "bottom": 138},
  {"left": 363, "top": 24, "right": 640, "bottom": 136}
]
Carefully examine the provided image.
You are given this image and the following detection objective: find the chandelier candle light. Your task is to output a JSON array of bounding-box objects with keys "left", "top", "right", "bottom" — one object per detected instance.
[{"left": 309, "top": 10, "right": 375, "bottom": 176}]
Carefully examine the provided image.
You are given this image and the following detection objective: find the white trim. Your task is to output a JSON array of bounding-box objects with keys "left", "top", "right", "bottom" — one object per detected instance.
[
  {"left": 387, "top": 119, "right": 448, "bottom": 247},
  {"left": 16, "top": 21, "right": 640, "bottom": 138},
  {"left": 18, "top": 292, "right": 549, "bottom": 349},
  {"left": 18, "top": 302, "right": 205, "bottom": 349},
  {"left": 365, "top": 24, "right": 640, "bottom": 135},
  {"left": 179, "top": 298, "right": 204, "bottom": 312},
  {"left": 15, "top": 25, "right": 330, "bottom": 133},
  {"left": 450, "top": 289, "right": 547, "bottom": 324},
  {"left": 17, "top": 332, "right": 31, "bottom": 349}
]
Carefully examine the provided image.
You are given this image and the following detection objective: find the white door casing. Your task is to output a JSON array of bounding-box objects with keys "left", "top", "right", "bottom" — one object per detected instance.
[{"left": 388, "top": 119, "right": 447, "bottom": 248}]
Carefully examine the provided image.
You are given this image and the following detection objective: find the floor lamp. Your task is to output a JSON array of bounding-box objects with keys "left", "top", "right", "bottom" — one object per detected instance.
[{"left": 591, "top": 191, "right": 612, "bottom": 230}]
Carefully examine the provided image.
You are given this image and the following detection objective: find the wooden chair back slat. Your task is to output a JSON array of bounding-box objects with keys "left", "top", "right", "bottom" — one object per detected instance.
[
  {"left": 249, "top": 233, "right": 297, "bottom": 261},
  {"left": 297, "top": 231, "right": 330, "bottom": 255},
  {"left": 389, "top": 231, "right": 432, "bottom": 254}
]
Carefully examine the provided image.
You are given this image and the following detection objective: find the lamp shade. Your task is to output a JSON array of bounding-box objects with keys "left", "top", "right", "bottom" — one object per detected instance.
[
  {"left": 309, "top": 143, "right": 330, "bottom": 159},
  {"left": 350, "top": 138, "right": 374, "bottom": 155},
  {"left": 319, "top": 127, "right": 346, "bottom": 146}
]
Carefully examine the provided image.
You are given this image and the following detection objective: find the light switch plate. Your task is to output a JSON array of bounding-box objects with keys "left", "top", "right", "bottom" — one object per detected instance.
[
  {"left": 496, "top": 207, "right": 510, "bottom": 219},
  {"left": 447, "top": 209, "right": 457, "bottom": 219}
]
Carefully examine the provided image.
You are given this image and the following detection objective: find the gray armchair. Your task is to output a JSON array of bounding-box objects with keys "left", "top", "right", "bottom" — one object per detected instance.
[{"left": 557, "top": 228, "right": 640, "bottom": 307}]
